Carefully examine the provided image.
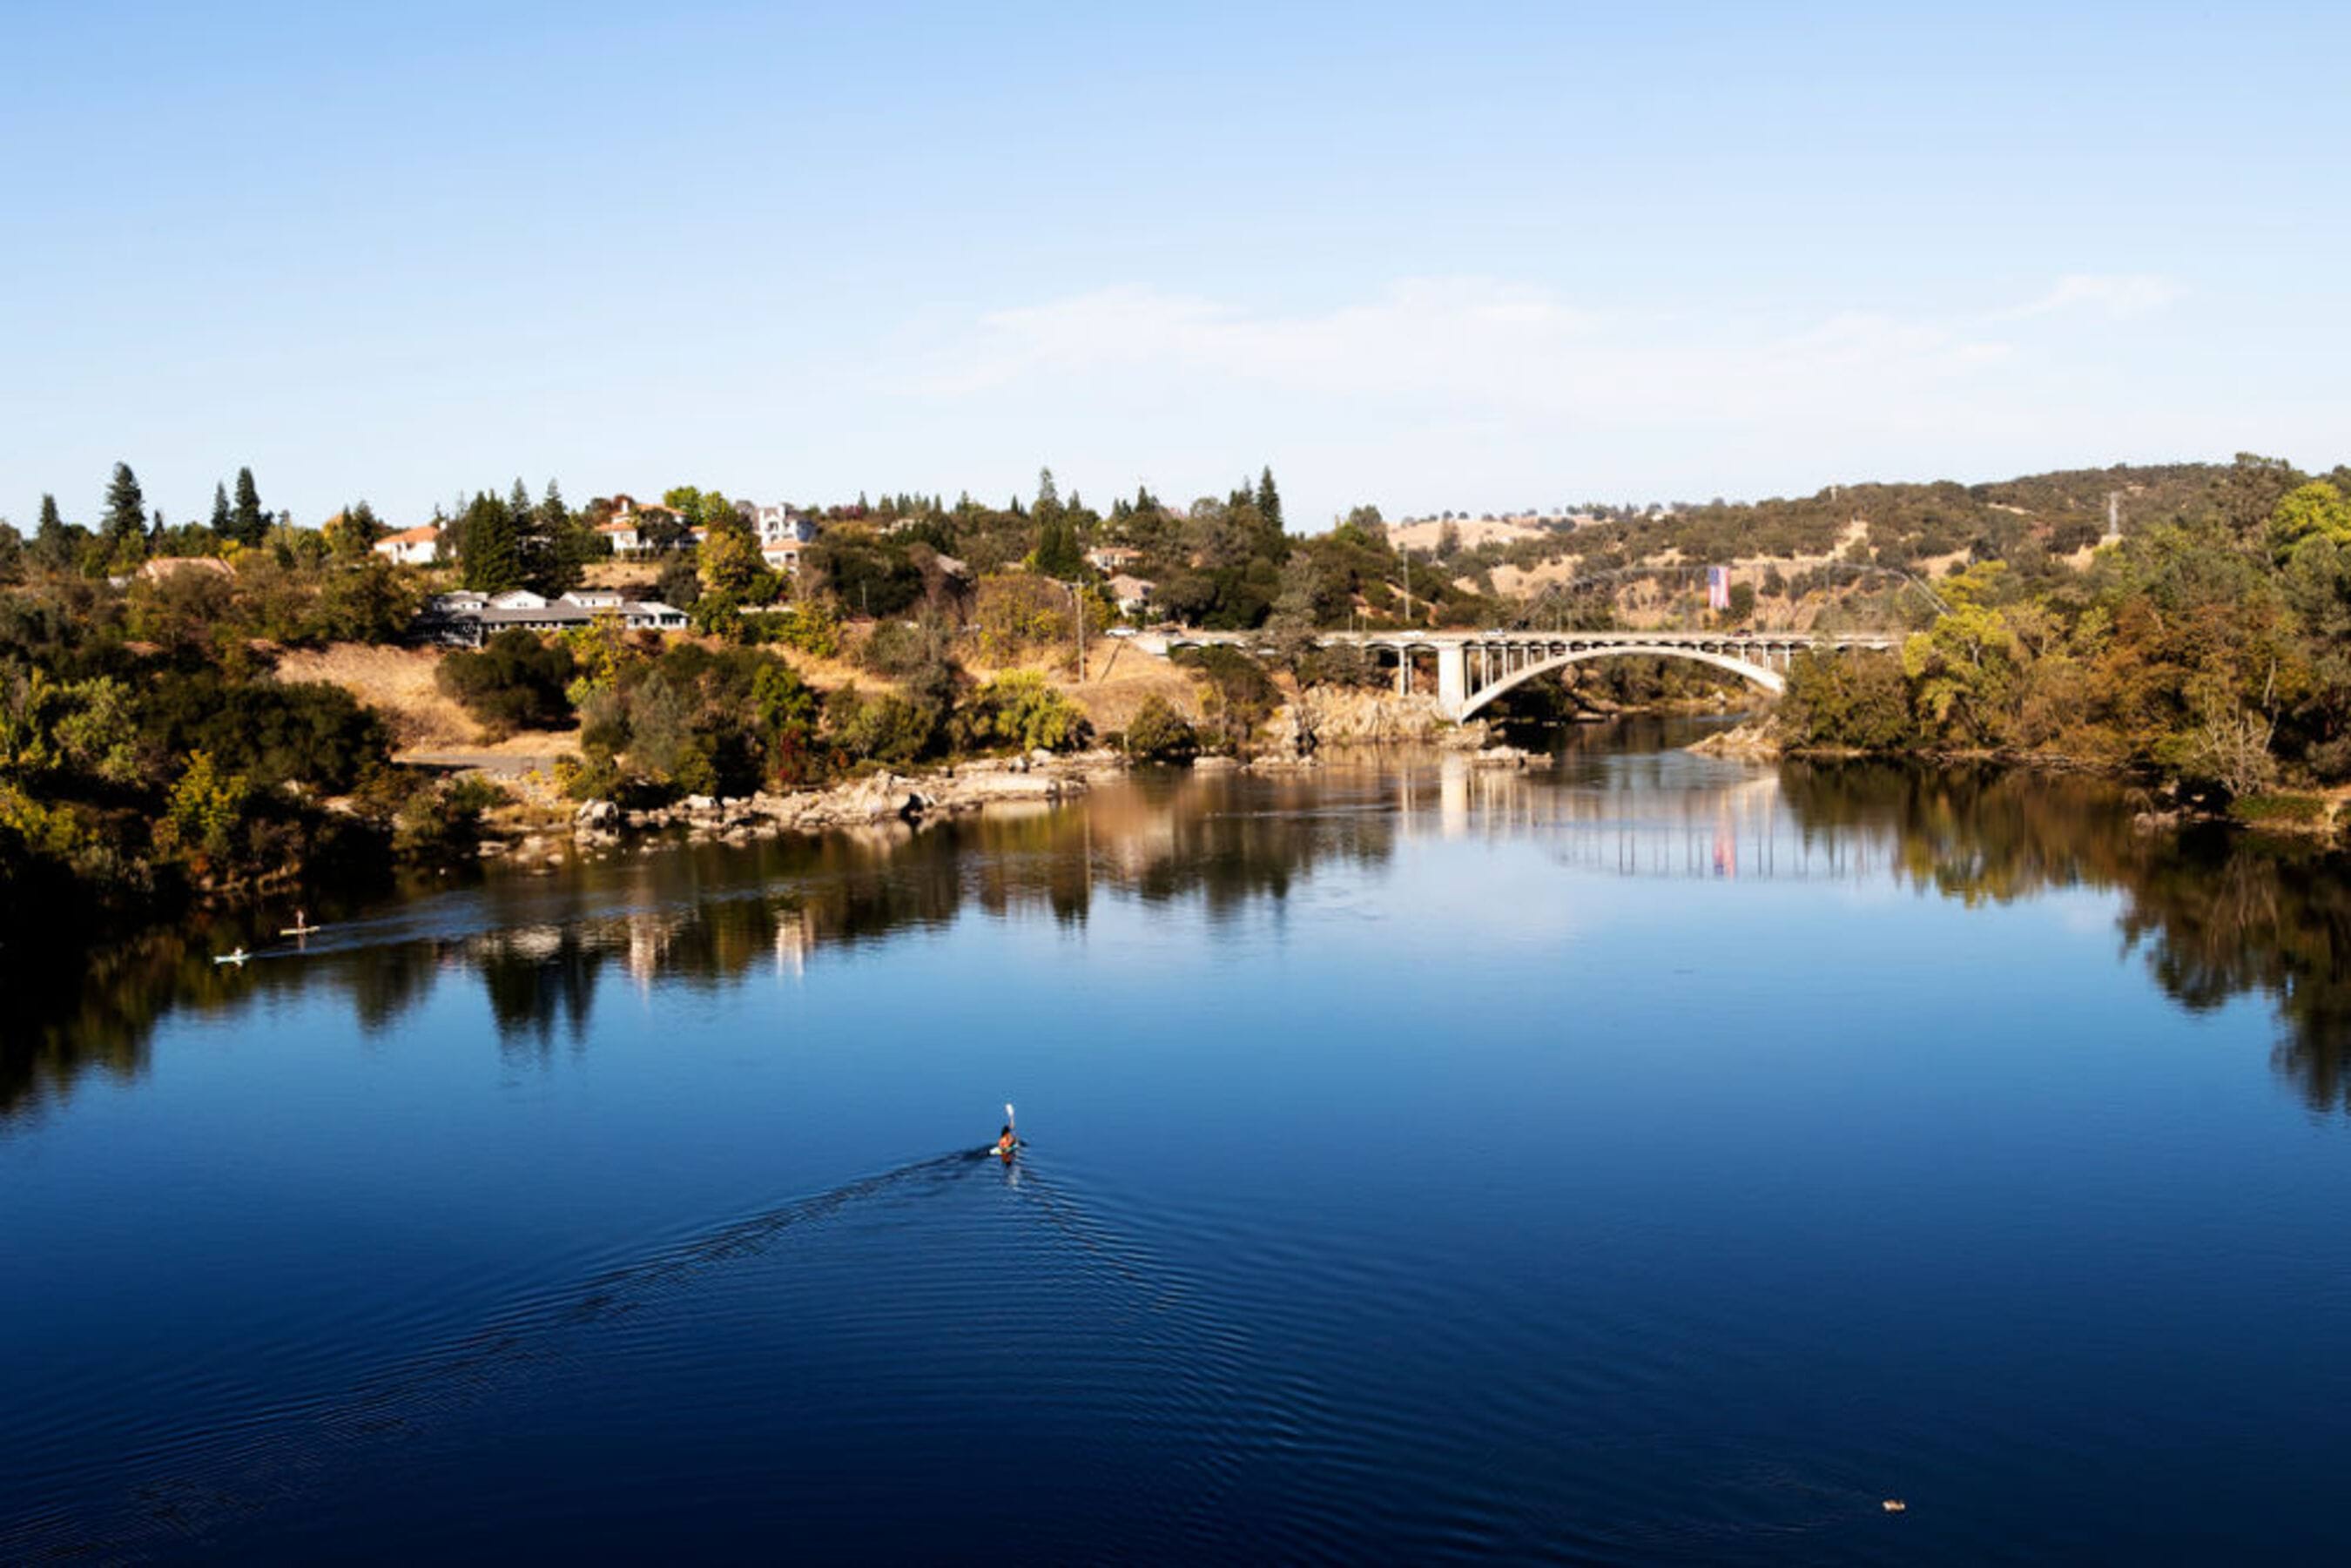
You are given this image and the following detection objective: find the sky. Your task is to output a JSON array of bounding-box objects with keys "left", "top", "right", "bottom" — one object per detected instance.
[{"left": 4, "top": 0, "right": 2348, "bottom": 533}]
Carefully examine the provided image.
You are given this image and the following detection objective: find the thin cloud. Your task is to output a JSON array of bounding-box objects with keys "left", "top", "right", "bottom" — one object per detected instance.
[
  {"left": 1997, "top": 273, "right": 2185, "bottom": 320},
  {"left": 903, "top": 279, "right": 2015, "bottom": 424}
]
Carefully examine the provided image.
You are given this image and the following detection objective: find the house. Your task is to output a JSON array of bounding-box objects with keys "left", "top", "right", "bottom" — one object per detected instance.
[
  {"left": 1086, "top": 545, "right": 1142, "bottom": 573},
  {"left": 750, "top": 504, "right": 817, "bottom": 548},
  {"left": 417, "top": 589, "right": 690, "bottom": 645},
  {"left": 761, "top": 539, "right": 811, "bottom": 575},
  {"left": 374, "top": 524, "right": 442, "bottom": 566},
  {"left": 598, "top": 496, "right": 691, "bottom": 554},
  {"left": 1107, "top": 573, "right": 1155, "bottom": 616},
  {"left": 136, "top": 555, "right": 236, "bottom": 584}
]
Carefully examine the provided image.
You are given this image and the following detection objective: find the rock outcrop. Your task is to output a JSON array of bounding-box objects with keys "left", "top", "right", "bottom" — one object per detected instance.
[{"left": 572, "top": 749, "right": 1129, "bottom": 845}]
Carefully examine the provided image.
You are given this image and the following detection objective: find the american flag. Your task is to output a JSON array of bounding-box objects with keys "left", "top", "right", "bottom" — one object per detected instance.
[{"left": 1707, "top": 565, "right": 1730, "bottom": 611}]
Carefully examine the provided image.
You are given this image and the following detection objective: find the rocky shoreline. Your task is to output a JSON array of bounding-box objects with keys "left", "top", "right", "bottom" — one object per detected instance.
[
  {"left": 556, "top": 748, "right": 1132, "bottom": 852},
  {"left": 480, "top": 692, "right": 1553, "bottom": 865}
]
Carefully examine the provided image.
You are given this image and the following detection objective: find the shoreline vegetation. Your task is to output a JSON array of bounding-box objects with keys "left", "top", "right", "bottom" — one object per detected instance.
[{"left": 10, "top": 454, "right": 2351, "bottom": 962}]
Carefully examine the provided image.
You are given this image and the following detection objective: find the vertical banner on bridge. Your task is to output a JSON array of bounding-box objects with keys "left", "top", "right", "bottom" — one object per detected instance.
[{"left": 1707, "top": 565, "right": 1730, "bottom": 611}]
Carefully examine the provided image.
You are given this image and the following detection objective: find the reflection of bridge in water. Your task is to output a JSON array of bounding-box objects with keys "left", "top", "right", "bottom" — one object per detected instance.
[{"left": 1398, "top": 754, "right": 1900, "bottom": 882}]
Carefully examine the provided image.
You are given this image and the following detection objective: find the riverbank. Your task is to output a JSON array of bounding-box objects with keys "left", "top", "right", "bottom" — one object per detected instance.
[{"left": 1687, "top": 715, "right": 2351, "bottom": 842}]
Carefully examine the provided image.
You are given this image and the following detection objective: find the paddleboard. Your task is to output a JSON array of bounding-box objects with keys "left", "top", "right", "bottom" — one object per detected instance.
[{"left": 280, "top": 925, "right": 321, "bottom": 937}]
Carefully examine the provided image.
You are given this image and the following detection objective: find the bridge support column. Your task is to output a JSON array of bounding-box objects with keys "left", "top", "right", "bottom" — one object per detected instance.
[
  {"left": 1394, "top": 649, "right": 1410, "bottom": 697},
  {"left": 1437, "top": 643, "right": 1468, "bottom": 719}
]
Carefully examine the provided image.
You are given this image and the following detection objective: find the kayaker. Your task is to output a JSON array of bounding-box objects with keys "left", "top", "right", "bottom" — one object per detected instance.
[{"left": 995, "top": 1103, "right": 1017, "bottom": 1156}]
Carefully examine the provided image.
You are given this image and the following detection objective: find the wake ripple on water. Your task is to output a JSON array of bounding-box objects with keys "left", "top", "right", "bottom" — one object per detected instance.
[{"left": 0, "top": 1148, "right": 1265, "bottom": 1563}]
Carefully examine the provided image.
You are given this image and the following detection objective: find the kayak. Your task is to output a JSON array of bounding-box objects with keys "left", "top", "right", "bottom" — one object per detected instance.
[
  {"left": 985, "top": 1140, "right": 1021, "bottom": 1158},
  {"left": 214, "top": 950, "right": 249, "bottom": 966}
]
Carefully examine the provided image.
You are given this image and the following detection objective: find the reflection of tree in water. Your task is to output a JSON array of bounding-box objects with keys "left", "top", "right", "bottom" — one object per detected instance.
[
  {"left": 2, "top": 776, "right": 1397, "bottom": 1120},
  {"left": 1781, "top": 761, "right": 2351, "bottom": 1113},
  {"left": 14, "top": 762, "right": 2347, "bottom": 1119}
]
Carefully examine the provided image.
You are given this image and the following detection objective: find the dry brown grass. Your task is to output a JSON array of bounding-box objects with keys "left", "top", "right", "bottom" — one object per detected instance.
[
  {"left": 275, "top": 643, "right": 583, "bottom": 761},
  {"left": 960, "top": 642, "right": 1205, "bottom": 732},
  {"left": 276, "top": 644, "right": 484, "bottom": 750}
]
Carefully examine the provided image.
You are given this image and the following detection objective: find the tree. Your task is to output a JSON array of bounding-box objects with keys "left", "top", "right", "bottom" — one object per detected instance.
[
  {"left": 324, "top": 501, "right": 384, "bottom": 558},
  {"left": 209, "top": 482, "right": 231, "bottom": 537},
  {"left": 458, "top": 490, "right": 523, "bottom": 594},
  {"left": 1123, "top": 693, "right": 1197, "bottom": 760},
  {"left": 101, "top": 462, "right": 146, "bottom": 548},
  {"left": 1256, "top": 467, "right": 1283, "bottom": 532},
  {"left": 231, "top": 467, "right": 266, "bottom": 547},
  {"left": 32, "top": 494, "right": 70, "bottom": 571},
  {"left": 1034, "top": 511, "right": 1083, "bottom": 579},
  {"left": 2267, "top": 481, "right": 2351, "bottom": 559},
  {"left": 698, "top": 522, "right": 769, "bottom": 601}
]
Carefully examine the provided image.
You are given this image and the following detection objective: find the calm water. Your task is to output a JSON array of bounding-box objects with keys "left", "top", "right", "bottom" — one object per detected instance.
[{"left": 7, "top": 721, "right": 2351, "bottom": 1563}]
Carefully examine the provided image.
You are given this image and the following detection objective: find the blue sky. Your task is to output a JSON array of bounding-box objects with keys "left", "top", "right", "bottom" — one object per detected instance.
[{"left": 4, "top": 1, "right": 2346, "bottom": 531}]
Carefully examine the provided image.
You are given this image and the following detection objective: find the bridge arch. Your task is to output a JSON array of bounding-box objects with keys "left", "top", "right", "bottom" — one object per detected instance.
[{"left": 1456, "top": 644, "right": 1785, "bottom": 719}]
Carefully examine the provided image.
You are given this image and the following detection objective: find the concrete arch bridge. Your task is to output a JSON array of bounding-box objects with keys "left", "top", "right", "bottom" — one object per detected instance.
[{"left": 1136, "top": 629, "right": 1903, "bottom": 722}]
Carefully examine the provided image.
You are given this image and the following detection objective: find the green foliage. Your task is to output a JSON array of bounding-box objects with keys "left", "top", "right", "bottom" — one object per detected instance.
[
  {"left": 972, "top": 575, "right": 1096, "bottom": 665},
  {"left": 0, "top": 666, "right": 141, "bottom": 786},
  {"left": 138, "top": 672, "right": 390, "bottom": 794},
  {"left": 1122, "top": 693, "right": 1197, "bottom": 761},
  {"left": 1177, "top": 645, "right": 1278, "bottom": 752},
  {"left": 1781, "top": 651, "right": 1919, "bottom": 751},
  {"left": 805, "top": 533, "right": 926, "bottom": 618},
  {"left": 101, "top": 462, "right": 147, "bottom": 552},
  {"left": 394, "top": 774, "right": 505, "bottom": 858},
  {"left": 964, "top": 671, "right": 1088, "bottom": 752},
  {"left": 457, "top": 490, "right": 522, "bottom": 594},
  {"left": 229, "top": 468, "right": 267, "bottom": 548},
  {"left": 437, "top": 629, "right": 577, "bottom": 736},
  {"left": 825, "top": 685, "right": 934, "bottom": 767},
  {"left": 158, "top": 750, "right": 251, "bottom": 863},
  {"left": 2267, "top": 481, "right": 2351, "bottom": 560},
  {"left": 2230, "top": 791, "right": 2324, "bottom": 824}
]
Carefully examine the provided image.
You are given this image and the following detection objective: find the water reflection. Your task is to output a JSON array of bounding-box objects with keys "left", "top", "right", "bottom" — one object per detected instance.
[{"left": 7, "top": 742, "right": 2351, "bottom": 1120}]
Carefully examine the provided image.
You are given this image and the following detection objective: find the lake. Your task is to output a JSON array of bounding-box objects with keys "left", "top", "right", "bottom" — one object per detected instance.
[{"left": 6, "top": 719, "right": 2351, "bottom": 1563}]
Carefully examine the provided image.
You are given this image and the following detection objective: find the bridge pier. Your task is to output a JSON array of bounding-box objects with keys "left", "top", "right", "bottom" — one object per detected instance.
[{"left": 1437, "top": 643, "right": 1468, "bottom": 718}]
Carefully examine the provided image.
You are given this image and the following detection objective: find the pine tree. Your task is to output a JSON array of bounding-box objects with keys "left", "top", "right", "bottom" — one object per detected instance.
[
  {"left": 209, "top": 481, "right": 231, "bottom": 536},
  {"left": 103, "top": 462, "right": 147, "bottom": 545},
  {"left": 1256, "top": 466, "right": 1283, "bottom": 532},
  {"left": 460, "top": 491, "right": 523, "bottom": 593},
  {"left": 28, "top": 495, "right": 72, "bottom": 574},
  {"left": 231, "top": 467, "right": 265, "bottom": 547}
]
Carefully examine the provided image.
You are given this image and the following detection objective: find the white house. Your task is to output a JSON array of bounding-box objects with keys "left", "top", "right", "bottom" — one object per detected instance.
[
  {"left": 374, "top": 524, "right": 441, "bottom": 566},
  {"left": 1107, "top": 573, "right": 1156, "bottom": 616},
  {"left": 751, "top": 504, "right": 816, "bottom": 547}
]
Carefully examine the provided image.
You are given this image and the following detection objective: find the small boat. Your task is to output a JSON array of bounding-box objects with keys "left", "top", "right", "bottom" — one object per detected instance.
[{"left": 214, "top": 948, "right": 249, "bottom": 966}]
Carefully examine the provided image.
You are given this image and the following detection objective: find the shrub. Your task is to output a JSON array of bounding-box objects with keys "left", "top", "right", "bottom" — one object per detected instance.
[
  {"left": 1123, "top": 694, "right": 1197, "bottom": 761},
  {"left": 394, "top": 774, "right": 505, "bottom": 856},
  {"left": 825, "top": 685, "right": 933, "bottom": 766},
  {"left": 965, "top": 672, "right": 1088, "bottom": 753},
  {"left": 436, "top": 629, "right": 576, "bottom": 736}
]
